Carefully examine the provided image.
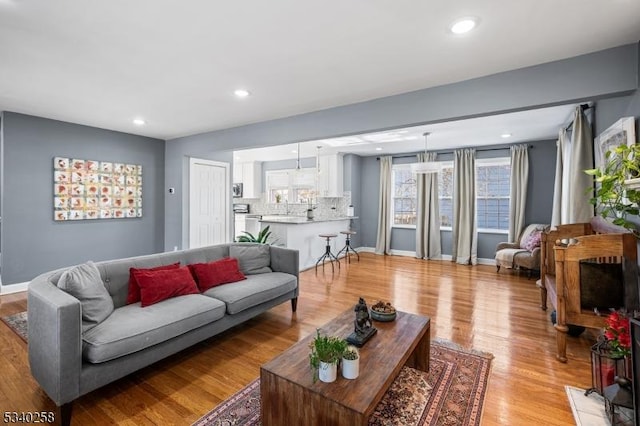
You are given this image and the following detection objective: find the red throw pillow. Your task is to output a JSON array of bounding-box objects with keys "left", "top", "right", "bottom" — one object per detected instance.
[
  {"left": 188, "top": 257, "right": 246, "bottom": 292},
  {"left": 136, "top": 266, "right": 199, "bottom": 307},
  {"left": 126, "top": 262, "right": 181, "bottom": 304}
]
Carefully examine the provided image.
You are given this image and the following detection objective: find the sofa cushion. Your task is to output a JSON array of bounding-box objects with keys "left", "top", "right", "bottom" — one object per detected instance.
[
  {"left": 229, "top": 244, "right": 272, "bottom": 274},
  {"left": 203, "top": 272, "right": 296, "bottom": 314},
  {"left": 96, "top": 245, "right": 229, "bottom": 309},
  {"left": 189, "top": 257, "right": 246, "bottom": 292},
  {"left": 136, "top": 266, "right": 199, "bottom": 307},
  {"left": 522, "top": 230, "right": 542, "bottom": 252},
  {"left": 57, "top": 261, "right": 114, "bottom": 333},
  {"left": 126, "top": 262, "right": 181, "bottom": 305},
  {"left": 495, "top": 248, "right": 529, "bottom": 270},
  {"left": 82, "top": 294, "right": 226, "bottom": 363}
]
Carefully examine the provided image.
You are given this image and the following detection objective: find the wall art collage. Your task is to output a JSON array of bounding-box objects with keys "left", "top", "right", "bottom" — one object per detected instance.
[{"left": 53, "top": 157, "right": 142, "bottom": 221}]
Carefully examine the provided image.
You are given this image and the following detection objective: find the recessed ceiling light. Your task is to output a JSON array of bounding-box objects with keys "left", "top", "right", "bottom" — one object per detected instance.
[
  {"left": 291, "top": 149, "right": 297, "bottom": 153},
  {"left": 133, "top": 118, "right": 146, "bottom": 126},
  {"left": 234, "top": 89, "right": 250, "bottom": 98},
  {"left": 375, "top": 147, "right": 383, "bottom": 151},
  {"left": 501, "top": 133, "right": 512, "bottom": 138},
  {"left": 450, "top": 17, "right": 478, "bottom": 34}
]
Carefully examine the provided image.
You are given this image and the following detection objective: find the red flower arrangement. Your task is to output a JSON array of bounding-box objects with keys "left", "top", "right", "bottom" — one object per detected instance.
[{"left": 603, "top": 311, "right": 631, "bottom": 358}]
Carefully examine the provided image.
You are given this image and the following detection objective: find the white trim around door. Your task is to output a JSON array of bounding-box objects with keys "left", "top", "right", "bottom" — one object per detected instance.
[{"left": 189, "top": 158, "right": 230, "bottom": 248}]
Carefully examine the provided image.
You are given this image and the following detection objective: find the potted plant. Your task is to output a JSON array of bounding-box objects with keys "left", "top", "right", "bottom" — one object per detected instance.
[
  {"left": 309, "top": 330, "right": 347, "bottom": 383},
  {"left": 341, "top": 345, "right": 360, "bottom": 379},
  {"left": 585, "top": 143, "right": 640, "bottom": 235},
  {"left": 235, "top": 225, "right": 274, "bottom": 244}
]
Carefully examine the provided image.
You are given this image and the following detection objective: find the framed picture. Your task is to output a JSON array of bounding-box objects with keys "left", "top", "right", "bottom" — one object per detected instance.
[
  {"left": 53, "top": 156, "right": 142, "bottom": 221},
  {"left": 595, "top": 117, "right": 636, "bottom": 169}
]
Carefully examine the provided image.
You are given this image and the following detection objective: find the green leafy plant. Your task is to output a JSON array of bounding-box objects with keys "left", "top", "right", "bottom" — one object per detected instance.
[
  {"left": 235, "top": 225, "right": 273, "bottom": 244},
  {"left": 584, "top": 143, "right": 640, "bottom": 234},
  {"left": 309, "top": 329, "right": 348, "bottom": 383}
]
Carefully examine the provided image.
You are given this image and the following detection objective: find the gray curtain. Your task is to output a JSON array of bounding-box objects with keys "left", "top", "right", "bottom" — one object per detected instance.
[
  {"left": 551, "top": 129, "right": 567, "bottom": 228},
  {"left": 416, "top": 152, "right": 441, "bottom": 259},
  {"left": 508, "top": 145, "right": 529, "bottom": 241},
  {"left": 566, "top": 106, "right": 594, "bottom": 223},
  {"left": 451, "top": 149, "right": 477, "bottom": 265},
  {"left": 375, "top": 156, "right": 392, "bottom": 255}
]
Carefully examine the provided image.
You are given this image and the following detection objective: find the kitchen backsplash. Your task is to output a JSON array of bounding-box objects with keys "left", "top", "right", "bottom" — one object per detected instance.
[{"left": 235, "top": 192, "right": 352, "bottom": 219}]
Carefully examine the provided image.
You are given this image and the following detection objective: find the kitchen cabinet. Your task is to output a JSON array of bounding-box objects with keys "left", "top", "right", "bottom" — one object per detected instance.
[
  {"left": 259, "top": 217, "right": 352, "bottom": 270},
  {"left": 234, "top": 214, "right": 261, "bottom": 240},
  {"left": 317, "top": 154, "right": 344, "bottom": 197},
  {"left": 233, "top": 161, "right": 262, "bottom": 198}
]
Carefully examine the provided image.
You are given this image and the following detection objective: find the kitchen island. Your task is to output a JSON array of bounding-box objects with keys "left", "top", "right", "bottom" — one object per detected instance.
[{"left": 259, "top": 216, "right": 356, "bottom": 271}]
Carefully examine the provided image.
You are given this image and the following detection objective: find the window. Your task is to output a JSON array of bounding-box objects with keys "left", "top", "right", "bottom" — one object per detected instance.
[
  {"left": 391, "top": 165, "right": 417, "bottom": 226},
  {"left": 438, "top": 163, "right": 454, "bottom": 228},
  {"left": 392, "top": 156, "right": 511, "bottom": 231},
  {"left": 438, "top": 157, "right": 511, "bottom": 231},
  {"left": 265, "top": 168, "right": 316, "bottom": 203},
  {"left": 476, "top": 158, "right": 511, "bottom": 231}
]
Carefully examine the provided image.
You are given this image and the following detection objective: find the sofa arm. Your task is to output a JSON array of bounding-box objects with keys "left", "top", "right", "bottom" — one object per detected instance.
[
  {"left": 28, "top": 272, "right": 82, "bottom": 406},
  {"left": 270, "top": 246, "right": 299, "bottom": 279},
  {"left": 530, "top": 247, "right": 541, "bottom": 268},
  {"left": 496, "top": 242, "right": 520, "bottom": 251}
]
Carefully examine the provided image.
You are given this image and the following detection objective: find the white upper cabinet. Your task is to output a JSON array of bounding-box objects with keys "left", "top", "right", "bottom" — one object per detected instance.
[
  {"left": 234, "top": 161, "right": 262, "bottom": 198},
  {"left": 232, "top": 163, "right": 242, "bottom": 183},
  {"left": 317, "top": 154, "right": 344, "bottom": 197}
]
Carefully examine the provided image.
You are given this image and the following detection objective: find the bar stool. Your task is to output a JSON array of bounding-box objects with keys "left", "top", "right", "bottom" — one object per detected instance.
[
  {"left": 336, "top": 230, "right": 360, "bottom": 263},
  {"left": 315, "top": 234, "right": 340, "bottom": 273}
]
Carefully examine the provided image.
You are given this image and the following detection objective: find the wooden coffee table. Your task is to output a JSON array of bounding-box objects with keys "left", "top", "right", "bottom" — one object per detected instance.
[{"left": 260, "top": 308, "right": 430, "bottom": 425}]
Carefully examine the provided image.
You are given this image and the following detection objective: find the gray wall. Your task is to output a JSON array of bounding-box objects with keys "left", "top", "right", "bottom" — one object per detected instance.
[
  {"left": 1, "top": 112, "right": 165, "bottom": 285},
  {"left": 592, "top": 90, "right": 640, "bottom": 228},
  {"left": 164, "top": 43, "right": 639, "bottom": 252},
  {"left": 344, "top": 154, "right": 362, "bottom": 247}
]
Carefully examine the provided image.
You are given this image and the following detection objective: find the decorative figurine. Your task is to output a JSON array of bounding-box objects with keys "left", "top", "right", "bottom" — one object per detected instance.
[{"left": 346, "top": 297, "right": 377, "bottom": 347}]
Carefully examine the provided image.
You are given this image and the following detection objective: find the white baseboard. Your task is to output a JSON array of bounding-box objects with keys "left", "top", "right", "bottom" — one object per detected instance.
[
  {"left": 390, "top": 249, "right": 416, "bottom": 257},
  {"left": 0, "top": 282, "right": 29, "bottom": 295},
  {"left": 356, "top": 247, "right": 375, "bottom": 253},
  {"left": 356, "top": 247, "right": 494, "bottom": 265}
]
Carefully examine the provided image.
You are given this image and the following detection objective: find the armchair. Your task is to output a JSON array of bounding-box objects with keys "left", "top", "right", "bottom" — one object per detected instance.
[{"left": 495, "top": 224, "right": 548, "bottom": 277}]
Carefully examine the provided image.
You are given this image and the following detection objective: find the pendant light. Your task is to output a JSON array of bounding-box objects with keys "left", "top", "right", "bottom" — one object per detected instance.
[
  {"left": 409, "top": 132, "right": 440, "bottom": 174},
  {"left": 295, "top": 142, "right": 301, "bottom": 172},
  {"left": 316, "top": 146, "right": 322, "bottom": 175}
]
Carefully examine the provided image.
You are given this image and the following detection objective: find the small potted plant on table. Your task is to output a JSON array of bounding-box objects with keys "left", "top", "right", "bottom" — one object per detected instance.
[
  {"left": 341, "top": 345, "right": 360, "bottom": 379},
  {"left": 309, "top": 330, "right": 347, "bottom": 383}
]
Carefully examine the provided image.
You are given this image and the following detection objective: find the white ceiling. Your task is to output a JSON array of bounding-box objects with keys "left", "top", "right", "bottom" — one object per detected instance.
[
  {"left": 0, "top": 1, "right": 638, "bottom": 141},
  {"left": 234, "top": 103, "right": 580, "bottom": 162}
]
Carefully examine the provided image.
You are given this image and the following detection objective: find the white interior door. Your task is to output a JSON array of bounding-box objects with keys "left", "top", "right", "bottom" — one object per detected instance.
[{"left": 189, "top": 158, "right": 229, "bottom": 248}]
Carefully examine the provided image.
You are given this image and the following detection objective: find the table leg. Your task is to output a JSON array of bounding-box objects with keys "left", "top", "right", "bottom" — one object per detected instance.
[{"left": 406, "top": 327, "right": 430, "bottom": 372}]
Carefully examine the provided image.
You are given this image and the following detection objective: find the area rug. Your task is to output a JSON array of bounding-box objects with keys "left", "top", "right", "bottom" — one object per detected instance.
[
  {"left": 193, "top": 339, "right": 493, "bottom": 426},
  {"left": 1, "top": 311, "right": 27, "bottom": 342}
]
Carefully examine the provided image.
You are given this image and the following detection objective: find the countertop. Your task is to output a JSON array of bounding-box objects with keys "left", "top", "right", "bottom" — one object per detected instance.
[{"left": 258, "top": 215, "right": 357, "bottom": 224}]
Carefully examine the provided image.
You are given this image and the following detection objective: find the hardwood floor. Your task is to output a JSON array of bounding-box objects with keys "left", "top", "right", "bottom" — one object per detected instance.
[{"left": 0, "top": 253, "right": 596, "bottom": 425}]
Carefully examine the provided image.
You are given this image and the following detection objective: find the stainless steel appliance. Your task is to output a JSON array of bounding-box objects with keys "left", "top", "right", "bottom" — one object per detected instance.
[
  {"left": 232, "top": 183, "right": 243, "bottom": 198},
  {"left": 233, "top": 204, "right": 261, "bottom": 239},
  {"left": 233, "top": 203, "right": 249, "bottom": 214}
]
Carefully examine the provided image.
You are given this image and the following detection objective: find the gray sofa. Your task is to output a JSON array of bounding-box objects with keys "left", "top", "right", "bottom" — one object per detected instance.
[{"left": 27, "top": 243, "right": 299, "bottom": 426}]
